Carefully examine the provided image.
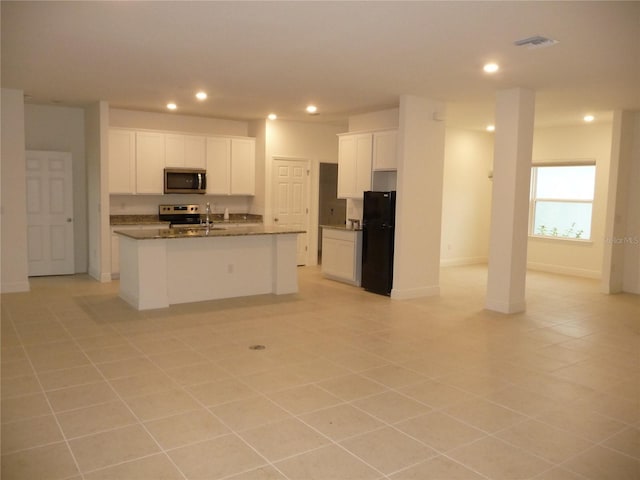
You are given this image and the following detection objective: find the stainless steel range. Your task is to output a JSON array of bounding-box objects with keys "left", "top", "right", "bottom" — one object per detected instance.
[{"left": 158, "top": 204, "right": 202, "bottom": 227}]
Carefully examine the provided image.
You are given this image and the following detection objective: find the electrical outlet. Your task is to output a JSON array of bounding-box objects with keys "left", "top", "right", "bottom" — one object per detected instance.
[{"left": 227, "top": 264, "right": 234, "bottom": 274}]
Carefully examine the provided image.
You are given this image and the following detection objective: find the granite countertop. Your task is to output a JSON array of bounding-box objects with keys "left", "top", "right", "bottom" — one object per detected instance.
[
  {"left": 115, "top": 225, "right": 304, "bottom": 240},
  {"left": 320, "top": 224, "right": 363, "bottom": 231}
]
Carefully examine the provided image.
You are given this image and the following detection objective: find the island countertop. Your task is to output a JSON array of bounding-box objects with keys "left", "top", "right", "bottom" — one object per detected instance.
[
  {"left": 320, "top": 224, "right": 363, "bottom": 232},
  {"left": 115, "top": 225, "right": 305, "bottom": 240}
]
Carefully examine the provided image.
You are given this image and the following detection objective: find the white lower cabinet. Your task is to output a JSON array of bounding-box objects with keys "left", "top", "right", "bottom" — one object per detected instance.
[{"left": 321, "top": 227, "right": 362, "bottom": 286}]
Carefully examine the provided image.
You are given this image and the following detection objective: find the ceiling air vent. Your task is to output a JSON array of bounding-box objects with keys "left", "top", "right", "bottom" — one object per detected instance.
[{"left": 514, "top": 35, "right": 558, "bottom": 49}]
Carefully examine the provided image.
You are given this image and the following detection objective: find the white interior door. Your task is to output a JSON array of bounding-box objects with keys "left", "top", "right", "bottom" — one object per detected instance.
[
  {"left": 272, "top": 158, "right": 309, "bottom": 266},
  {"left": 26, "top": 151, "right": 75, "bottom": 276}
]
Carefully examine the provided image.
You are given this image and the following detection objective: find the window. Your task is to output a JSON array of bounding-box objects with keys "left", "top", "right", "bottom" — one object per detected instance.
[{"left": 530, "top": 164, "right": 596, "bottom": 240}]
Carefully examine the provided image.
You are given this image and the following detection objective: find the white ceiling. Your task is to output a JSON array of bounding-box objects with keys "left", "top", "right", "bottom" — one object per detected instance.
[{"left": 2, "top": 1, "right": 639, "bottom": 130}]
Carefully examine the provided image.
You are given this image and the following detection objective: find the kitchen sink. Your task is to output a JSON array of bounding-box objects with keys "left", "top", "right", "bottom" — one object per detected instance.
[
  {"left": 172, "top": 225, "right": 226, "bottom": 231},
  {"left": 182, "top": 227, "right": 226, "bottom": 234}
]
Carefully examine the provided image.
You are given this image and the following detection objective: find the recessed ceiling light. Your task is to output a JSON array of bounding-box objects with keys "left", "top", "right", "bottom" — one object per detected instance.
[
  {"left": 195, "top": 92, "right": 207, "bottom": 100},
  {"left": 268, "top": 113, "right": 277, "bottom": 120},
  {"left": 583, "top": 115, "right": 595, "bottom": 122},
  {"left": 483, "top": 63, "right": 499, "bottom": 74},
  {"left": 486, "top": 125, "right": 495, "bottom": 132},
  {"left": 167, "top": 103, "right": 177, "bottom": 110},
  {"left": 306, "top": 105, "right": 318, "bottom": 114}
]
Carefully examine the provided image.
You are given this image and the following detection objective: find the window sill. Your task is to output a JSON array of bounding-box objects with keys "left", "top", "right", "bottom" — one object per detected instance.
[{"left": 528, "top": 235, "right": 593, "bottom": 245}]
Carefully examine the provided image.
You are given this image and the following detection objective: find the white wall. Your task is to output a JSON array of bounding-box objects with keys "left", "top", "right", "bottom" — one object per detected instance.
[
  {"left": 109, "top": 195, "right": 251, "bottom": 216},
  {"left": 349, "top": 108, "right": 399, "bottom": 132},
  {"left": 441, "top": 128, "right": 493, "bottom": 266},
  {"left": 1, "top": 89, "right": 30, "bottom": 292},
  {"left": 109, "top": 109, "right": 248, "bottom": 136},
  {"left": 264, "top": 120, "right": 343, "bottom": 265},
  {"left": 528, "top": 123, "right": 613, "bottom": 278},
  {"left": 24, "top": 104, "right": 88, "bottom": 273}
]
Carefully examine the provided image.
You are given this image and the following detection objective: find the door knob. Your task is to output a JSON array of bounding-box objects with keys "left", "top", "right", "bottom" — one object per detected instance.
[
  {"left": 67, "top": 218, "right": 73, "bottom": 222},
  {"left": 274, "top": 218, "right": 279, "bottom": 222}
]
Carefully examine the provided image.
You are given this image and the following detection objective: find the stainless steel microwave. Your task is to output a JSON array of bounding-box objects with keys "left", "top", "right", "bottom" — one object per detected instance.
[{"left": 164, "top": 168, "right": 207, "bottom": 194}]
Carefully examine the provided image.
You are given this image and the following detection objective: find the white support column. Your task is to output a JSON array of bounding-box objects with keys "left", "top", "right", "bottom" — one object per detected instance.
[
  {"left": 485, "top": 88, "right": 535, "bottom": 314},
  {"left": 392, "top": 95, "right": 446, "bottom": 299},
  {"left": 601, "top": 110, "right": 638, "bottom": 294},
  {"left": 0, "top": 88, "right": 30, "bottom": 293}
]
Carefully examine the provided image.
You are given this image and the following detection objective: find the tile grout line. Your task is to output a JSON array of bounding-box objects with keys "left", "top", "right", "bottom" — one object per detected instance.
[
  {"left": 50, "top": 306, "right": 190, "bottom": 480},
  {"left": 5, "top": 307, "right": 87, "bottom": 480}
]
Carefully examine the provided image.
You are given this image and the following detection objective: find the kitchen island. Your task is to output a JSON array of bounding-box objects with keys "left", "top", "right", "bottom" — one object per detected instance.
[{"left": 115, "top": 226, "right": 304, "bottom": 310}]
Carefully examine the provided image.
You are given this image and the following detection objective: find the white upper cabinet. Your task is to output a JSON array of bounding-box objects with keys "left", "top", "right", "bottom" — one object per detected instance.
[
  {"left": 206, "top": 137, "right": 231, "bottom": 195},
  {"left": 337, "top": 133, "right": 373, "bottom": 199},
  {"left": 372, "top": 130, "right": 398, "bottom": 171},
  {"left": 230, "top": 137, "right": 255, "bottom": 195},
  {"left": 108, "top": 129, "right": 136, "bottom": 194},
  {"left": 135, "top": 131, "right": 165, "bottom": 194},
  {"left": 108, "top": 128, "right": 254, "bottom": 196},
  {"left": 184, "top": 135, "right": 207, "bottom": 169},
  {"left": 165, "top": 134, "right": 206, "bottom": 168},
  {"left": 337, "top": 135, "right": 357, "bottom": 198},
  {"left": 206, "top": 136, "right": 255, "bottom": 195},
  {"left": 164, "top": 134, "right": 185, "bottom": 167}
]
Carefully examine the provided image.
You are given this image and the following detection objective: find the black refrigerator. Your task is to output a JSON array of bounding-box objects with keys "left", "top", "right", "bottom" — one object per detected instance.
[{"left": 361, "top": 191, "right": 396, "bottom": 296}]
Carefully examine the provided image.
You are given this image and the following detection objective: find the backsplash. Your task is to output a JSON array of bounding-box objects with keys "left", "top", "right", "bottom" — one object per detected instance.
[
  {"left": 110, "top": 194, "right": 252, "bottom": 215},
  {"left": 347, "top": 198, "right": 363, "bottom": 223}
]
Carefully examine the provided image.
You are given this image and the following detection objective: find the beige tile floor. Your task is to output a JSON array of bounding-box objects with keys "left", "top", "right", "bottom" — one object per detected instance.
[{"left": 1, "top": 265, "right": 638, "bottom": 480}]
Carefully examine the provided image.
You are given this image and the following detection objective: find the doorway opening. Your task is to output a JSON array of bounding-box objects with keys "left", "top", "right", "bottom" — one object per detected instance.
[{"left": 318, "top": 163, "right": 346, "bottom": 263}]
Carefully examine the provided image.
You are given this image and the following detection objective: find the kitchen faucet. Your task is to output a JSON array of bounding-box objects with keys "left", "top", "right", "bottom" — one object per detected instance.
[{"left": 204, "top": 202, "right": 212, "bottom": 228}]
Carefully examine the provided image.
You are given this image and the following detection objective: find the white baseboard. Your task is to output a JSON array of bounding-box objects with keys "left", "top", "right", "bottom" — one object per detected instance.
[
  {"left": 440, "top": 256, "right": 487, "bottom": 267},
  {"left": 88, "top": 267, "right": 112, "bottom": 283},
  {"left": 1, "top": 280, "right": 30, "bottom": 293},
  {"left": 485, "top": 298, "right": 526, "bottom": 314},
  {"left": 622, "top": 282, "right": 640, "bottom": 295},
  {"left": 527, "top": 262, "right": 600, "bottom": 279}
]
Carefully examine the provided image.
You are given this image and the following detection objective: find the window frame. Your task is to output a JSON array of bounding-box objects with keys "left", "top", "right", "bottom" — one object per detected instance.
[{"left": 528, "top": 161, "right": 596, "bottom": 241}]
